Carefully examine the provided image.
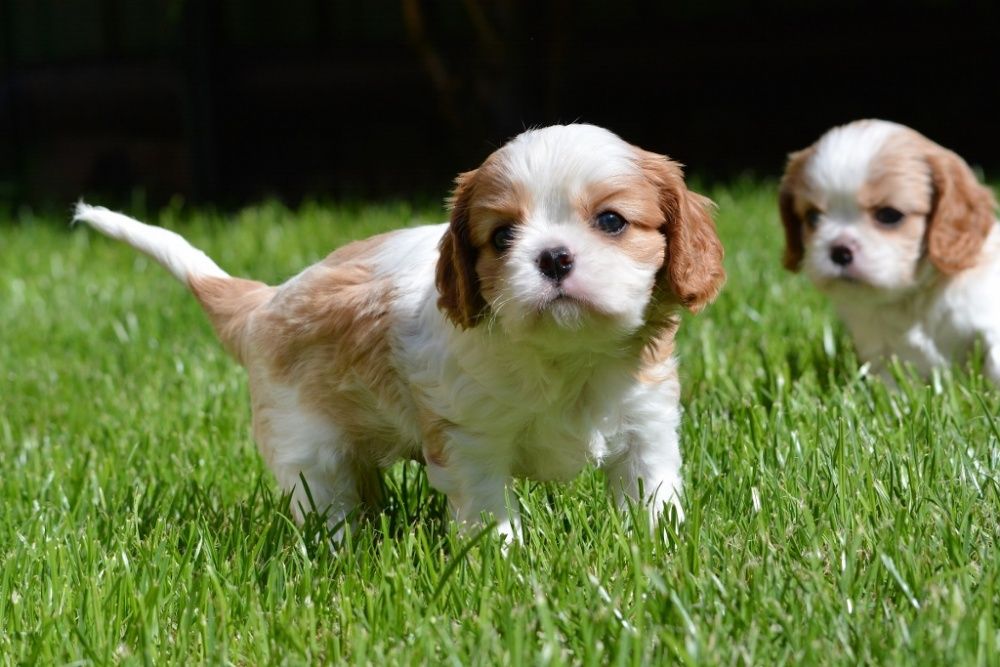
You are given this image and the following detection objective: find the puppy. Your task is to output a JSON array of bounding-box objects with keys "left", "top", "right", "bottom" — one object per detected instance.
[
  {"left": 779, "top": 119, "right": 1000, "bottom": 383},
  {"left": 75, "top": 124, "right": 724, "bottom": 540}
]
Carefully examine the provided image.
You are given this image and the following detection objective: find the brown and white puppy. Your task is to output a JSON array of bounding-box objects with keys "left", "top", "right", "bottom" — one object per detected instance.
[
  {"left": 779, "top": 119, "right": 1000, "bottom": 383},
  {"left": 75, "top": 124, "right": 725, "bottom": 541}
]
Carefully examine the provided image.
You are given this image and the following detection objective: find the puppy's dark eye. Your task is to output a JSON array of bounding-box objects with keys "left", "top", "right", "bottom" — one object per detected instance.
[
  {"left": 596, "top": 211, "right": 628, "bottom": 235},
  {"left": 492, "top": 225, "right": 516, "bottom": 251},
  {"left": 805, "top": 208, "right": 821, "bottom": 229},
  {"left": 874, "top": 207, "right": 904, "bottom": 226}
]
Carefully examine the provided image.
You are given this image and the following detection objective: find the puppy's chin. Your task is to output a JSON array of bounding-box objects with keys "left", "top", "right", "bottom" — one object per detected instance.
[
  {"left": 540, "top": 294, "right": 587, "bottom": 329},
  {"left": 804, "top": 261, "right": 923, "bottom": 305},
  {"left": 489, "top": 286, "right": 647, "bottom": 350}
]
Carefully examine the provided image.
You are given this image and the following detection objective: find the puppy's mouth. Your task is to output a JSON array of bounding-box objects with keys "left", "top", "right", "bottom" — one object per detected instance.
[
  {"left": 538, "top": 285, "right": 593, "bottom": 310},
  {"left": 524, "top": 285, "right": 590, "bottom": 323},
  {"left": 814, "top": 272, "right": 868, "bottom": 292},
  {"left": 550, "top": 288, "right": 575, "bottom": 302},
  {"left": 539, "top": 288, "right": 635, "bottom": 334},
  {"left": 829, "top": 271, "right": 864, "bottom": 285},
  {"left": 808, "top": 258, "right": 873, "bottom": 289},
  {"left": 539, "top": 288, "right": 580, "bottom": 308}
]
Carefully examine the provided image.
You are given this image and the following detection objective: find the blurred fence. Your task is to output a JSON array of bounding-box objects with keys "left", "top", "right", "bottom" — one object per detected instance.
[{"left": 1, "top": 0, "right": 997, "bottom": 207}]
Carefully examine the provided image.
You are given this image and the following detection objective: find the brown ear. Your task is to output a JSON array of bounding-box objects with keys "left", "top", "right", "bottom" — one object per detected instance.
[
  {"left": 642, "top": 153, "right": 725, "bottom": 312},
  {"left": 778, "top": 148, "right": 812, "bottom": 272},
  {"left": 436, "top": 170, "right": 487, "bottom": 329},
  {"left": 925, "top": 147, "right": 997, "bottom": 274}
]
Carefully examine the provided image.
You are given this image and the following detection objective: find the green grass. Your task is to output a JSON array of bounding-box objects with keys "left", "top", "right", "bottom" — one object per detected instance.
[{"left": 2, "top": 186, "right": 999, "bottom": 665}]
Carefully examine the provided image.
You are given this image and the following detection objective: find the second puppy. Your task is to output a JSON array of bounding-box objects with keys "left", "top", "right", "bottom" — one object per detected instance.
[{"left": 779, "top": 119, "right": 1000, "bottom": 383}]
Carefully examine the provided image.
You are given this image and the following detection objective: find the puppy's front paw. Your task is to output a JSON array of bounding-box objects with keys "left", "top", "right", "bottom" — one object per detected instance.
[
  {"left": 652, "top": 491, "right": 685, "bottom": 527},
  {"left": 451, "top": 492, "right": 522, "bottom": 545}
]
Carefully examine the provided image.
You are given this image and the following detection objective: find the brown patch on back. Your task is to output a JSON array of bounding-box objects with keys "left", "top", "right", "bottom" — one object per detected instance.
[
  {"left": 248, "top": 231, "right": 414, "bottom": 463},
  {"left": 319, "top": 231, "right": 399, "bottom": 266},
  {"left": 189, "top": 276, "right": 273, "bottom": 363}
]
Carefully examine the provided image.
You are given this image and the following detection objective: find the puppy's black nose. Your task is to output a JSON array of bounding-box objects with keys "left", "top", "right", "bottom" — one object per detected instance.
[
  {"left": 537, "top": 246, "right": 574, "bottom": 282},
  {"left": 830, "top": 245, "right": 854, "bottom": 266}
]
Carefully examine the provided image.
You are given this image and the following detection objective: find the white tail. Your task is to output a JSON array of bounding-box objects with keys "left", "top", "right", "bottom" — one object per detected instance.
[{"left": 73, "top": 203, "right": 229, "bottom": 284}]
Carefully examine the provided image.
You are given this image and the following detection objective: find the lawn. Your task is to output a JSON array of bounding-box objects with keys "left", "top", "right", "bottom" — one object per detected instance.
[{"left": 2, "top": 185, "right": 998, "bottom": 665}]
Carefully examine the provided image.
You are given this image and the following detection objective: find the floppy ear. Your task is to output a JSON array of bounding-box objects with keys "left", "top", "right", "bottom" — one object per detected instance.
[
  {"left": 925, "top": 147, "right": 997, "bottom": 274},
  {"left": 641, "top": 153, "right": 725, "bottom": 312},
  {"left": 778, "top": 148, "right": 812, "bottom": 272},
  {"left": 436, "top": 170, "right": 487, "bottom": 329}
]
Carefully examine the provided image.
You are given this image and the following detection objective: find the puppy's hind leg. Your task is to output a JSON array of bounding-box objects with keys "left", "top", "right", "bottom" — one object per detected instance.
[
  {"left": 275, "top": 450, "right": 377, "bottom": 542},
  {"left": 255, "top": 402, "right": 376, "bottom": 542}
]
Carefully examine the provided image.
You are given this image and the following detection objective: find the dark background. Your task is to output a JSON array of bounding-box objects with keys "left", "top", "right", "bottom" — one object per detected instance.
[{"left": 1, "top": 0, "right": 997, "bottom": 208}]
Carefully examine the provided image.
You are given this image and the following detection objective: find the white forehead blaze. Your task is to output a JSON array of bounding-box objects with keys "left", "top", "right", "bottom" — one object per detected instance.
[
  {"left": 806, "top": 120, "right": 904, "bottom": 198},
  {"left": 500, "top": 124, "right": 639, "bottom": 216}
]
